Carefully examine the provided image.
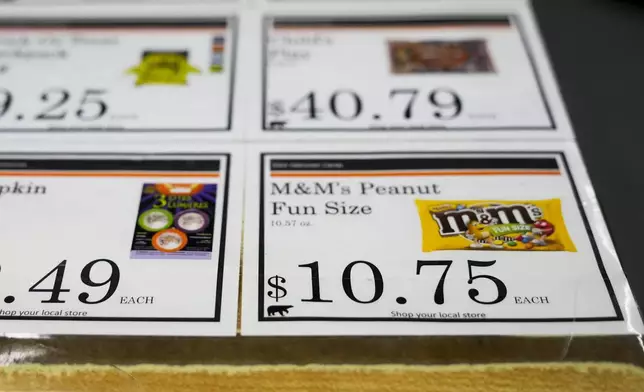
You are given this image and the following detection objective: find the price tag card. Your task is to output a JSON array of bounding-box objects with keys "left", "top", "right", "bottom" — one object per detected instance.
[
  {"left": 241, "top": 142, "right": 642, "bottom": 336},
  {"left": 0, "top": 151, "right": 243, "bottom": 336},
  {"left": 0, "top": 17, "right": 235, "bottom": 132},
  {"left": 260, "top": 8, "right": 570, "bottom": 138}
]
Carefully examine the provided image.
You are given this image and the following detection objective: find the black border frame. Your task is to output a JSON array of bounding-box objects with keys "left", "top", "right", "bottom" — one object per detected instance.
[
  {"left": 0, "top": 152, "right": 231, "bottom": 322},
  {"left": 0, "top": 18, "right": 238, "bottom": 133},
  {"left": 257, "top": 151, "right": 622, "bottom": 323},
  {"left": 261, "top": 14, "right": 556, "bottom": 132}
]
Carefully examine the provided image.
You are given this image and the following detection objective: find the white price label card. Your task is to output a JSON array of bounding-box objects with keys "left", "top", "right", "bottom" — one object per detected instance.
[
  {"left": 250, "top": 0, "right": 572, "bottom": 139},
  {"left": 0, "top": 17, "right": 235, "bottom": 132},
  {"left": 0, "top": 150, "right": 243, "bottom": 336},
  {"left": 241, "top": 141, "right": 642, "bottom": 336}
]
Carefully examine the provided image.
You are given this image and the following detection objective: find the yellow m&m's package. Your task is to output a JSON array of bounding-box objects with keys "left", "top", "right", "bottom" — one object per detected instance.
[{"left": 415, "top": 199, "right": 577, "bottom": 252}]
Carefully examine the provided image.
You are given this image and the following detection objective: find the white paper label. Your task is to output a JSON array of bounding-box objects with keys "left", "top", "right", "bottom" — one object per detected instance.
[
  {"left": 263, "top": 15, "right": 554, "bottom": 131},
  {"left": 0, "top": 153, "right": 241, "bottom": 336},
  {"left": 242, "top": 143, "right": 642, "bottom": 336},
  {"left": 0, "top": 18, "right": 234, "bottom": 131}
]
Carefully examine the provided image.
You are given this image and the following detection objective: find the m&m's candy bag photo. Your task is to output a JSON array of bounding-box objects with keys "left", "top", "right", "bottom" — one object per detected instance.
[{"left": 415, "top": 199, "right": 577, "bottom": 252}]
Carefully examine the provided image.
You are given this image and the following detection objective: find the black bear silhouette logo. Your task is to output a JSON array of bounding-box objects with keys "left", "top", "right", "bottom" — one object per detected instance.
[
  {"left": 269, "top": 120, "right": 287, "bottom": 129},
  {"left": 267, "top": 305, "right": 293, "bottom": 316}
]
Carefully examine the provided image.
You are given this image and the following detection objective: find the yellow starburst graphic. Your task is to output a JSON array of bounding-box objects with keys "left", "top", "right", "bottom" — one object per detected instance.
[{"left": 126, "top": 51, "right": 201, "bottom": 86}]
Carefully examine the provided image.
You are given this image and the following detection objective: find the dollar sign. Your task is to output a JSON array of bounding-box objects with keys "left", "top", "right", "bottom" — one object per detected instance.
[
  {"left": 267, "top": 275, "right": 287, "bottom": 302},
  {"left": 268, "top": 100, "right": 285, "bottom": 116}
]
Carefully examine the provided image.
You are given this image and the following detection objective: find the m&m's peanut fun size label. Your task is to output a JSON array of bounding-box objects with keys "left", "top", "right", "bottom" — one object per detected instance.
[
  {"left": 241, "top": 142, "right": 642, "bottom": 337},
  {"left": 416, "top": 199, "right": 576, "bottom": 252}
]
